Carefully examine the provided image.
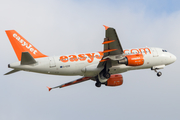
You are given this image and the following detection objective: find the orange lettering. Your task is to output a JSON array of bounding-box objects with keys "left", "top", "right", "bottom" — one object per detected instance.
[
  {"left": 95, "top": 52, "right": 103, "bottom": 59},
  {"left": 139, "top": 48, "right": 151, "bottom": 54},
  {"left": 69, "top": 55, "right": 78, "bottom": 62},
  {"left": 86, "top": 53, "right": 95, "bottom": 63},
  {"left": 59, "top": 49, "right": 151, "bottom": 63},
  {"left": 60, "top": 56, "right": 68, "bottom": 63},
  {"left": 78, "top": 54, "right": 86, "bottom": 61},
  {"left": 130, "top": 49, "right": 140, "bottom": 54},
  {"left": 124, "top": 50, "right": 129, "bottom": 54}
]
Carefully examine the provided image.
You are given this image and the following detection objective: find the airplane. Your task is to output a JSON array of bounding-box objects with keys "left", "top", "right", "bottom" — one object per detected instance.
[{"left": 4, "top": 25, "right": 176, "bottom": 91}]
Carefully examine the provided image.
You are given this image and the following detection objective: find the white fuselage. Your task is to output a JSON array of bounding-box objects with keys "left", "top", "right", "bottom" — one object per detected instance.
[{"left": 9, "top": 47, "right": 176, "bottom": 77}]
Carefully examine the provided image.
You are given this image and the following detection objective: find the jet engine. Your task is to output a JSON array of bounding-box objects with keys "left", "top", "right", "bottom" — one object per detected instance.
[
  {"left": 118, "top": 54, "right": 144, "bottom": 66},
  {"left": 105, "top": 74, "right": 123, "bottom": 86},
  {"left": 96, "top": 74, "right": 123, "bottom": 87}
]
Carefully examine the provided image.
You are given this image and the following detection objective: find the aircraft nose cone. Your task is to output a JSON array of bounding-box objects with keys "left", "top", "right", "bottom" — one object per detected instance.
[
  {"left": 172, "top": 55, "right": 177, "bottom": 62},
  {"left": 171, "top": 54, "right": 177, "bottom": 63}
]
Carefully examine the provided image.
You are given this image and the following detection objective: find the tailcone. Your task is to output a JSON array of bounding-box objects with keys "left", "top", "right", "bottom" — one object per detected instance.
[{"left": 8, "top": 62, "right": 21, "bottom": 69}]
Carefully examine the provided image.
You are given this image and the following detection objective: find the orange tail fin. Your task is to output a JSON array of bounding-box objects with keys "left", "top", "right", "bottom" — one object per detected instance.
[{"left": 6, "top": 30, "right": 47, "bottom": 61}]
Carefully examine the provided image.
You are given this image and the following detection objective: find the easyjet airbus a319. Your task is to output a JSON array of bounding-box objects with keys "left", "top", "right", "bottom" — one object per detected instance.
[{"left": 5, "top": 25, "right": 176, "bottom": 91}]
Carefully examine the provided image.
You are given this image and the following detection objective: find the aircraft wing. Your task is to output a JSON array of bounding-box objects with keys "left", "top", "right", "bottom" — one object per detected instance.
[
  {"left": 47, "top": 77, "right": 91, "bottom": 91},
  {"left": 98, "top": 25, "right": 124, "bottom": 68},
  {"left": 103, "top": 25, "right": 123, "bottom": 55}
]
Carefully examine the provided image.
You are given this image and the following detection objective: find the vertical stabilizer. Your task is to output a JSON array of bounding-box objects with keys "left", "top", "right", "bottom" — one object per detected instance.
[{"left": 6, "top": 30, "right": 47, "bottom": 61}]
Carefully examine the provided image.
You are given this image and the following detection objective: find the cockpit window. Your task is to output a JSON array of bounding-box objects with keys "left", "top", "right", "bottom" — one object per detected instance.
[{"left": 162, "top": 50, "right": 167, "bottom": 52}]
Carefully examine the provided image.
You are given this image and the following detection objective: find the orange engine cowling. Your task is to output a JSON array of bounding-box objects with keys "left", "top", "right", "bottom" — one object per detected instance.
[
  {"left": 105, "top": 74, "right": 123, "bottom": 86},
  {"left": 118, "top": 54, "right": 144, "bottom": 66}
]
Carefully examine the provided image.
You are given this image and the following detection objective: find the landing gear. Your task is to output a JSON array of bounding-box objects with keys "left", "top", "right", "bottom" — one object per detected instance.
[
  {"left": 157, "top": 72, "right": 162, "bottom": 77},
  {"left": 95, "top": 69, "right": 111, "bottom": 87},
  {"left": 152, "top": 68, "right": 162, "bottom": 77},
  {"left": 103, "top": 72, "right": 111, "bottom": 79},
  {"left": 95, "top": 82, "right": 101, "bottom": 87}
]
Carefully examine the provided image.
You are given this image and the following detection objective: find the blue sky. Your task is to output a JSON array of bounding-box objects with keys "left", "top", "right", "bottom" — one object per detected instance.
[
  {"left": 135, "top": 0, "right": 180, "bottom": 15},
  {"left": 1, "top": 0, "right": 180, "bottom": 120},
  {"left": 73, "top": 0, "right": 180, "bottom": 15}
]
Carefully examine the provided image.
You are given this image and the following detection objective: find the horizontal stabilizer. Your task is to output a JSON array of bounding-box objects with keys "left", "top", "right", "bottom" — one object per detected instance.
[
  {"left": 21, "top": 52, "right": 37, "bottom": 65},
  {"left": 4, "top": 69, "right": 20, "bottom": 75}
]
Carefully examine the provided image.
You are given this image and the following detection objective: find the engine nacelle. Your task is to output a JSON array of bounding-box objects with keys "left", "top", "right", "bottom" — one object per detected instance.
[
  {"left": 105, "top": 74, "right": 123, "bottom": 86},
  {"left": 118, "top": 54, "right": 144, "bottom": 66}
]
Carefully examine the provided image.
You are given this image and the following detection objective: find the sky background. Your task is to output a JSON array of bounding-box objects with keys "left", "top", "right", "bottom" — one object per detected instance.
[{"left": 0, "top": 0, "right": 180, "bottom": 120}]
